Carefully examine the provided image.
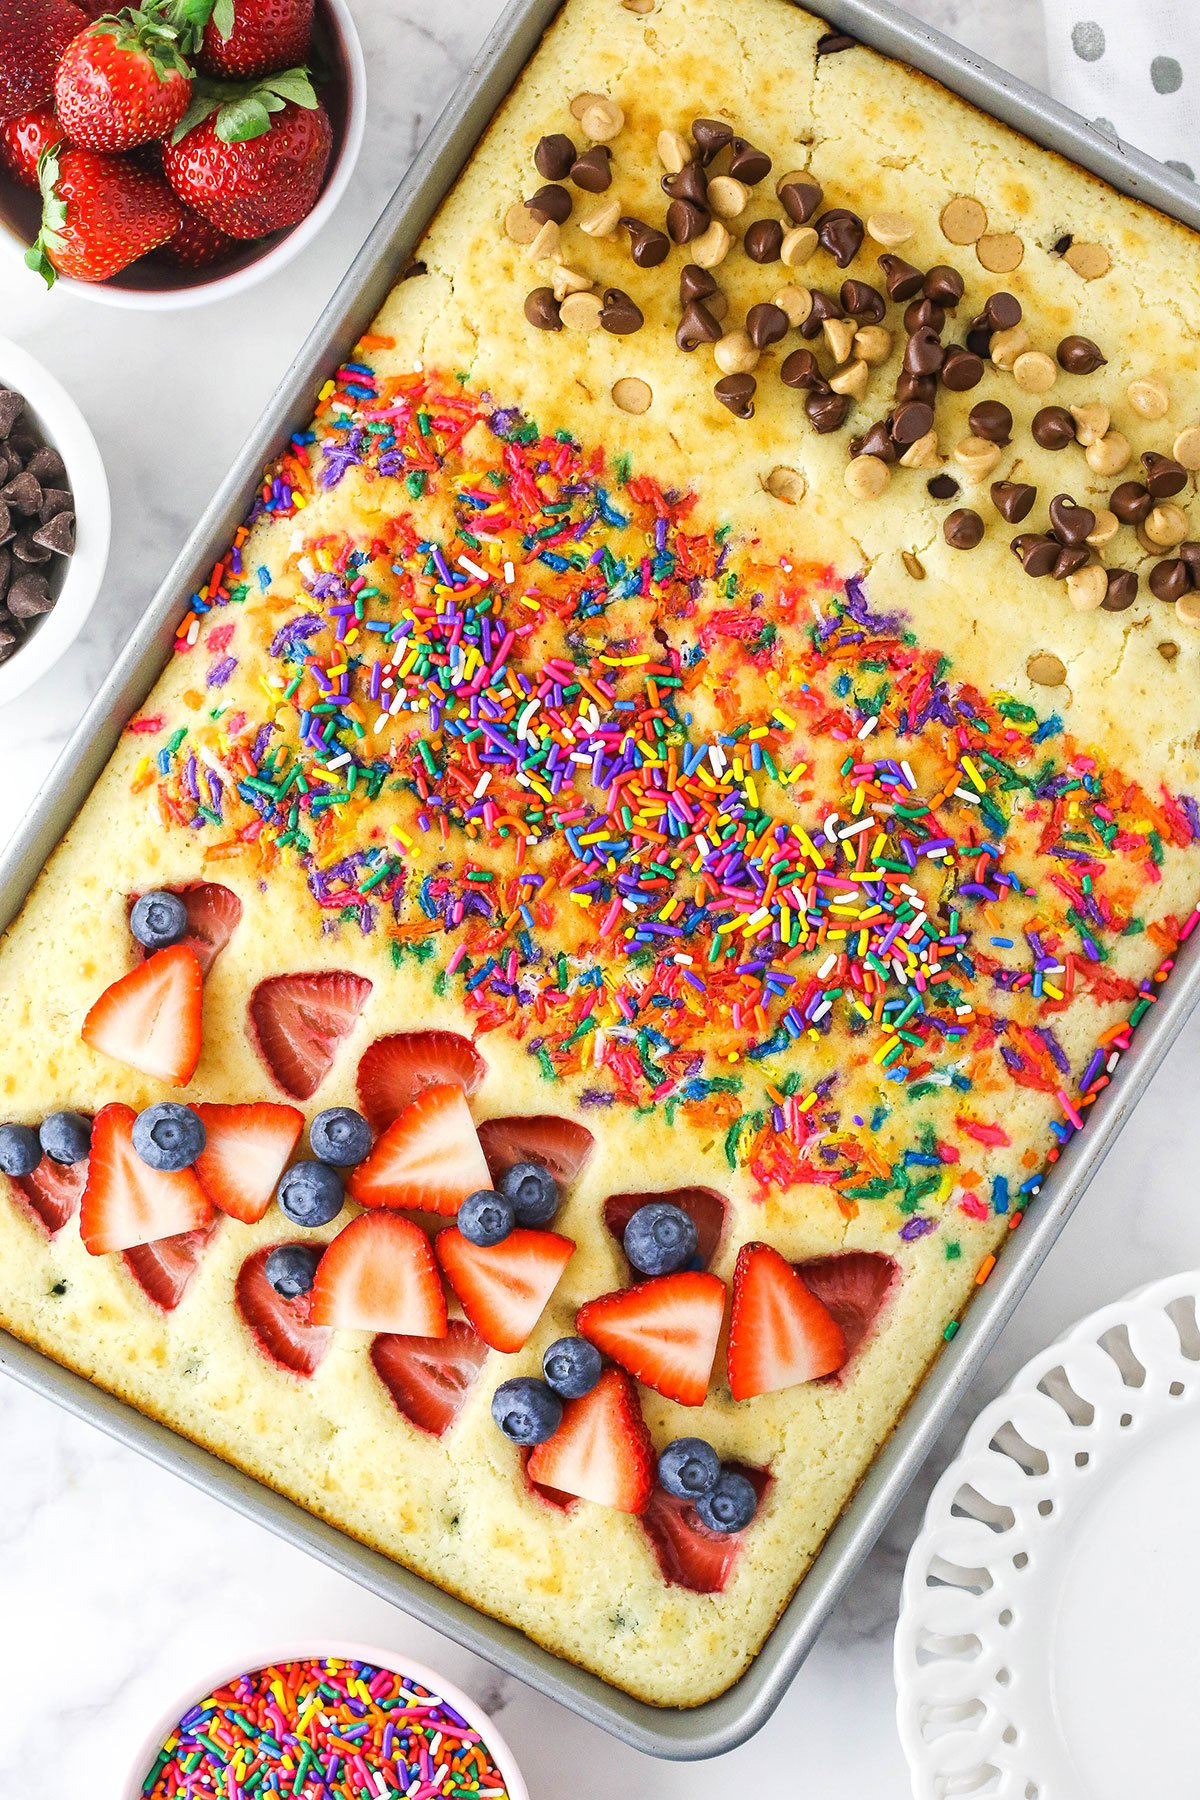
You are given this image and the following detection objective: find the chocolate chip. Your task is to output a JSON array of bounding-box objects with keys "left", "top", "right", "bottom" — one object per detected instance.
[
  {"left": 620, "top": 217, "right": 670, "bottom": 267},
  {"left": 0, "top": 545, "right": 9, "bottom": 599},
  {"left": 1180, "top": 542, "right": 1200, "bottom": 586},
  {"left": 25, "top": 445, "right": 65, "bottom": 485},
  {"left": 944, "top": 508, "right": 984, "bottom": 549},
  {"left": 991, "top": 480, "right": 1036, "bottom": 522},
  {"left": 0, "top": 501, "right": 10, "bottom": 545},
  {"left": 1031, "top": 406, "right": 1075, "bottom": 449},
  {"left": 0, "top": 620, "right": 19, "bottom": 661},
  {"left": 816, "top": 29, "right": 856, "bottom": 53},
  {"left": 2, "top": 470, "right": 41, "bottom": 515},
  {"left": 969, "top": 400, "right": 1013, "bottom": 444},
  {"left": 662, "top": 162, "right": 708, "bottom": 206},
  {"left": 13, "top": 528, "right": 50, "bottom": 565},
  {"left": 890, "top": 400, "right": 934, "bottom": 445},
  {"left": 984, "top": 291, "right": 1022, "bottom": 330},
  {"left": 1011, "top": 533, "right": 1061, "bottom": 576},
  {"left": 0, "top": 390, "right": 24, "bottom": 439},
  {"left": 923, "top": 265, "right": 964, "bottom": 307},
  {"left": 1150, "top": 558, "right": 1190, "bottom": 602},
  {"left": 1102, "top": 569, "right": 1139, "bottom": 610},
  {"left": 524, "top": 287, "right": 562, "bottom": 331},
  {"left": 32, "top": 510, "right": 74, "bottom": 555},
  {"left": 535, "top": 133, "right": 576, "bottom": 180},
  {"left": 744, "top": 218, "right": 784, "bottom": 263},
  {"left": 1056, "top": 333, "right": 1106, "bottom": 373},
  {"left": 1110, "top": 480, "right": 1152, "bottom": 523},
  {"left": 904, "top": 327, "right": 944, "bottom": 376},
  {"left": 1143, "top": 451, "right": 1188, "bottom": 497},
  {"left": 1052, "top": 545, "right": 1091, "bottom": 579},
  {"left": 1048, "top": 493, "right": 1096, "bottom": 546},
  {"left": 599, "top": 288, "right": 643, "bottom": 335},
  {"left": 941, "top": 347, "right": 985, "bottom": 391},
  {"left": 903, "top": 297, "right": 944, "bottom": 334},
  {"left": 841, "top": 279, "right": 885, "bottom": 323},
  {"left": 667, "top": 199, "right": 709, "bottom": 243},
  {"left": 806, "top": 389, "right": 851, "bottom": 432},
  {"left": 526, "top": 184, "right": 572, "bottom": 224},
  {"left": 746, "top": 301, "right": 790, "bottom": 349},
  {"left": 816, "top": 208, "right": 864, "bottom": 267},
  {"left": 799, "top": 288, "right": 843, "bottom": 340},
  {"left": 878, "top": 254, "right": 923, "bottom": 301},
  {"left": 570, "top": 146, "right": 612, "bottom": 192},
  {"left": 927, "top": 473, "right": 959, "bottom": 499},
  {"left": 779, "top": 177, "right": 823, "bottom": 223},
  {"left": 780, "top": 348, "right": 826, "bottom": 391},
  {"left": 691, "top": 118, "right": 733, "bottom": 164},
  {"left": 680, "top": 264, "right": 720, "bottom": 306},
  {"left": 895, "top": 371, "right": 936, "bottom": 407},
  {"left": 965, "top": 324, "right": 993, "bottom": 359},
  {"left": 728, "top": 138, "right": 771, "bottom": 185},
  {"left": 852, "top": 421, "right": 898, "bottom": 463},
  {"left": 6, "top": 571, "right": 53, "bottom": 618},
  {"left": 676, "top": 299, "right": 723, "bottom": 350},
  {"left": 715, "top": 373, "right": 756, "bottom": 417}
]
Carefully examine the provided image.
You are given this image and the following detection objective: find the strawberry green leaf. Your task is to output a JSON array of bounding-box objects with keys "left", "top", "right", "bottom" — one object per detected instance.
[
  {"left": 214, "top": 92, "right": 281, "bottom": 143},
  {"left": 172, "top": 66, "right": 319, "bottom": 143},
  {"left": 210, "top": 0, "right": 235, "bottom": 41},
  {"left": 27, "top": 146, "right": 67, "bottom": 291},
  {"left": 259, "top": 68, "right": 319, "bottom": 109}
]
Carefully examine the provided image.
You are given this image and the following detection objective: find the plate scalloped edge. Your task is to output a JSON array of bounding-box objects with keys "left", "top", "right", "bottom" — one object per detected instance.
[{"left": 894, "top": 1269, "right": 1200, "bottom": 1800}]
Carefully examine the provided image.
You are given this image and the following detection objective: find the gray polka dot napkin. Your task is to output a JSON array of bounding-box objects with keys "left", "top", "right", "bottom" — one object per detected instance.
[{"left": 1045, "top": 7, "right": 1196, "bottom": 180}]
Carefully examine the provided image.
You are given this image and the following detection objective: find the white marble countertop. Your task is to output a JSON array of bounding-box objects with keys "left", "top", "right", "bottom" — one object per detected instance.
[{"left": 4, "top": 1, "right": 1198, "bottom": 1793}]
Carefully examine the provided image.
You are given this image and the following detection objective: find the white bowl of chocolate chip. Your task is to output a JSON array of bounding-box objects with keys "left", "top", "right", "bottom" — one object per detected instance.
[{"left": 0, "top": 336, "right": 110, "bottom": 705}]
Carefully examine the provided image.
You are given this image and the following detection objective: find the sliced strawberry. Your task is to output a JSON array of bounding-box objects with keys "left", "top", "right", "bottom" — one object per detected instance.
[
  {"left": 6, "top": 1155, "right": 86, "bottom": 1236},
  {"left": 796, "top": 1251, "right": 898, "bottom": 1360},
  {"left": 311, "top": 1213, "right": 446, "bottom": 1336},
  {"left": 81, "top": 943, "right": 203, "bottom": 1087},
  {"left": 130, "top": 882, "right": 242, "bottom": 976},
  {"left": 436, "top": 1226, "right": 574, "bottom": 1354},
  {"left": 236, "top": 1243, "right": 331, "bottom": 1377},
  {"left": 604, "top": 1187, "right": 727, "bottom": 1278},
  {"left": 526, "top": 1367, "right": 654, "bottom": 1514},
  {"left": 727, "top": 1241, "right": 847, "bottom": 1401},
  {"left": 356, "top": 1030, "right": 486, "bottom": 1135},
  {"left": 194, "top": 1101, "right": 304, "bottom": 1224},
  {"left": 522, "top": 1448, "right": 577, "bottom": 1513},
  {"left": 576, "top": 1271, "right": 725, "bottom": 1408},
  {"left": 477, "top": 1114, "right": 595, "bottom": 1186},
  {"left": 123, "top": 1219, "right": 220, "bottom": 1312},
  {"left": 249, "top": 970, "right": 372, "bottom": 1100},
  {"left": 370, "top": 1318, "right": 488, "bottom": 1437},
  {"left": 348, "top": 1083, "right": 490, "bottom": 1215},
  {"left": 79, "top": 1103, "right": 213, "bottom": 1256},
  {"left": 641, "top": 1465, "right": 770, "bottom": 1594}
]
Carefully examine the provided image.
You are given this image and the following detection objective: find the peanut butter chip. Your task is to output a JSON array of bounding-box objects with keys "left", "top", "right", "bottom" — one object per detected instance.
[
  {"left": 1085, "top": 431, "right": 1131, "bottom": 476},
  {"left": 1012, "top": 350, "right": 1057, "bottom": 394},
  {"left": 691, "top": 219, "right": 732, "bottom": 268},
  {"left": 504, "top": 201, "right": 541, "bottom": 244},
  {"left": 976, "top": 232, "right": 1024, "bottom": 273},
  {"left": 621, "top": 0, "right": 654, "bottom": 12},
  {"left": 781, "top": 225, "right": 819, "bottom": 267},
  {"left": 1176, "top": 590, "right": 1200, "bottom": 628},
  {"left": 866, "top": 210, "right": 913, "bottom": 247},
  {"left": 1070, "top": 402, "right": 1110, "bottom": 446},
  {"left": 902, "top": 550, "right": 926, "bottom": 579},
  {"left": 989, "top": 325, "right": 1031, "bottom": 370},
  {"left": 657, "top": 128, "right": 692, "bottom": 173},
  {"left": 580, "top": 97, "right": 624, "bottom": 142},
  {"left": 569, "top": 91, "right": 606, "bottom": 119},
  {"left": 1027, "top": 652, "right": 1067, "bottom": 687},
  {"left": 706, "top": 176, "right": 748, "bottom": 218},
  {"left": 714, "top": 330, "right": 758, "bottom": 375},
  {"left": 1144, "top": 503, "right": 1189, "bottom": 547},
  {"left": 940, "top": 196, "right": 988, "bottom": 243},
  {"left": 579, "top": 196, "right": 621, "bottom": 238},
  {"left": 1086, "top": 508, "right": 1119, "bottom": 547},
  {"left": 1158, "top": 641, "right": 1179, "bottom": 662},
  {"left": 1065, "top": 240, "right": 1110, "bottom": 279},
  {"left": 1173, "top": 425, "right": 1200, "bottom": 469},
  {"left": 954, "top": 436, "right": 1003, "bottom": 481},
  {"left": 551, "top": 264, "right": 591, "bottom": 299},
  {"left": 844, "top": 455, "right": 890, "bottom": 498},
  {"left": 829, "top": 357, "right": 869, "bottom": 399},
  {"left": 612, "top": 377, "right": 651, "bottom": 414},
  {"left": 526, "top": 219, "right": 560, "bottom": 262},
  {"left": 774, "top": 284, "right": 812, "bottom": 328},
  {"left": 898, "top": 429, "right": 941, "bottom": 469},
  {"left": 1066, "top": 564, "right": 1108, "bottom": 610},
  {"left": 764, "top": 465, "right": 806, "bottom": 504},
  {"left": 560, "top": 291, "right": 603, "bottom": 331},
  {"left": 854, "top": 324, "right": 892, "bottom": 366},
  {"left": 1127, "top": 377, "right": 1170, "bottom": 420},
  {"left": 822, "top": 317, "right": 856, "bottom": 364}
]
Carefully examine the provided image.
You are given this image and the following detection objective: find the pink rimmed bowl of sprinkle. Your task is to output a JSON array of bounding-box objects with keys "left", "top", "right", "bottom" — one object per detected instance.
[{"left": 122, "top": 1644, "right": 529, "bottom": 1800}]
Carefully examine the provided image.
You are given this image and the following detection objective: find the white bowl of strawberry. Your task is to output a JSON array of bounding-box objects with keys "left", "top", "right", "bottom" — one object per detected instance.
[{"left": 0, "top": 0, "right": 365, "bottom": 307}]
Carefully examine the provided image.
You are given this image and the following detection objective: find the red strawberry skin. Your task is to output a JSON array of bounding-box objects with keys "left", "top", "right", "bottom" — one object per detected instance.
[
  {"left": 436, "top": 1227, "right": 574, "bottom": 1354},
  {"left": 54, "top": 21, "right": 191, "bottom": 153},
  {"left": 123, "top": 1220, "right": 219, "bottom": 1312},
  {"left": 162, "top": 97, "right": 333, "bottom": 240},
  {"left": 236, "top": 1243, "right": 331, "bottom": 1377},
  {"left": 153, "top": 204, "right": 239, "bottom": 269},
  {"left": 0, "top": 108, "right": 64, "bottom": 186},
  {"left": 249, "top": 970, "right": 371, "bottom": 1101},
  {"left": 356, "top": 1030, "right": 485, "bottom": 1135},
  {"left": 199, "top": 0, "right": 314, "bottom": 79},
  {"left": 32, "top": 145, "right": 181, "bottom": 283},
  {"left": 527, "top": 1368, "right": 654, "bottom": 1515},
  {"left": 80, "top": 1102, "right": 214, "bottom": 1256},
  {"left": 348, "top": 1083, "right": 491, "bottom": 1217},
  {"left": 0, "top": 1, "right": 87, "bottom": 119},
  {"left": 5, "top": 1152, "right": 86, "bottom": 1236},
  {"left": 477, "top": 1114, "right": 594, "bottom": 1187},
  {"left": 727, "top": 1242, "right": 847, "bottom": 1401},
  {"left": 576, "top": 1271, "right": 726, "bottom": 1407},
  {"left": 370, "top": 1319, "right": 488, "bottom": 1438},
  {"left": 130, "top": 882, "right": 242, "bottom": 975},
  {"left": 797, "top": 1251, "right": 898, "bottom": 1361},
  {"left": 604, "top": 1187, "right": 727, "bottom": 1278},
  {"left": 641, "top": 1465, "right": 769, "bottom": 1593}
]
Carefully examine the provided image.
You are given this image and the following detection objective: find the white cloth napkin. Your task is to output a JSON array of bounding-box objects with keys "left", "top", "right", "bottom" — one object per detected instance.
[{"left": 1043, "top": 1, "right": 1199, "bottom": 181}]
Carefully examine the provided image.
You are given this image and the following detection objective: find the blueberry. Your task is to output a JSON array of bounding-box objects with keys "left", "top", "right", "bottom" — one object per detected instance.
[
  {"left": 277, "top": 1159, "right": 345, "bottom": 1228},
  {"left": 132, "top": 1102, "right": 206, "bottom": 1172},
  {"left": 264, "top": 1243, "right": 322, "bottom": 1299},
  {"left": 623, "top": 1201, "right": 698, "bottom": 1277},
  {"left": 491, "top": 1376, "right": 563, "bottom": 1446},
  {"left": 500, "top": 1159, "right": 560, "bottom": 1227},
  {"left": 695, "top": 1468, "right": 758, "bottom": 1534},
  {"left": 542, "top": 1335, "right": 602, "bottom": 1400},
  {"left": 658, "top": 1437, "right": 721, "bottom": 1501},
  {"left": 458, "top": 1187, "right": 516, "bottom": 1247},
  {"left": 130, "top": 889, "right": 189, "bottom": 952},
  {"left": 0, "top": 1123, "right": 41, "bottom": 1178},
  {"left": 309, "top": 1106, "right": 372, "bottom": 1167},
  {"left": 39, "top": 1111, "right": 92, "bottom": 1166}
]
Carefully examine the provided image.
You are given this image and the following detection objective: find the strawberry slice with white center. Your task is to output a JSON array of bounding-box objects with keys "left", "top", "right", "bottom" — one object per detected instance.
[
  {"left": 436, "top": 1226, "right": 575, "bottom": 1354},
  {"left": 348, "top": 1082, "right": 490, "bottom": 1215},
  {"left": 7, "top": 1154, "right": 87, "bottom": 1236},
  {"left": 641, "top": 1464, "right": 769, "bottom": 1593},
  {"left": 249, "top": 970, "right": 372, "bottom": 1101},
  {"left": 370, "top": 1318, "right": 488, "bottom": 1437},
  {"left": 477, "top": 1114, "right": 595, "bottom": 1186},
  {"left": 311, "top": 1213, "right": 447, "bottom": 1336},
  {"left": 236, "top": 1243, "right": 331, "bottom": 1377},
  {"left": 795, "top": 1251, "right": 898, "bottom": 1360},
  {"left": 130, "top": 882, "right": 242, "bottom": 976},
  {"left": 727, "top": 1241, "right": 847, "bottom": 1400},
  {"left": 526, "top": 1367, "right": 654, "bottom": 1514},
  {"left": 194, "top": 1101, "right": 304, "bottom": 1224},
  {"left": 79, "top": 1102, "right": 214, "bottom": 1256},
  {"left": 81, "top": 943, "right": 203, "bottom": 1087},
  {"left": 356, "top": 1030, "right": 486, "bottom": 1135},
  {"left": 603, "top": 1187, "right": 728, "bottom": 1278},
  {"left": 576, "top": 1271, "right": 726, "bottom": 1408},
  {"left": 123, "top": 1219, "right": 221, "bottom": 1312}
]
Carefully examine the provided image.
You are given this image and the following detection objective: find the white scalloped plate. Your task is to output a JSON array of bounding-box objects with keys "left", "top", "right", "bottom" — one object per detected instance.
[{"left": 895, "top": 1270, "right": 1200, "bottom": 1800}]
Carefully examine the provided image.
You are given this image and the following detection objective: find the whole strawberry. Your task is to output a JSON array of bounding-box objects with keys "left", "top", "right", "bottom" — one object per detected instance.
[
  {"left": 154, "top": 201, "right": 238, "bottom": 266},
  {"left": 0, "top": 108, "right": 65, "bottom": 186},
  {"left": 163, "top": 69, "right": 331, "bottom": 239},
  {"left": 27, "top": 142, "right": 182, "bottom": 284},
  {"left": 0, "top": 0, "right": 88, "bottom": 119},
  {"left": 54, "top": 5, "right": 198, "bottom": 152},
  {"left": 199, "top": 0, "right": 314, "bottom": 79}
]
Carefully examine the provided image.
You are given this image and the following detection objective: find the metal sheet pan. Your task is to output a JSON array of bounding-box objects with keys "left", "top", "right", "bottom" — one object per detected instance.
[{"left": 3, "top": 0, "right": 1199, "bottom": 1759}]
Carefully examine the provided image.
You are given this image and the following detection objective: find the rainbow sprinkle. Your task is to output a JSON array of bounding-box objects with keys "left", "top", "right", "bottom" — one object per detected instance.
[{"left": 140, "top": 1657, "right": 511, "bottom": 1799}]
